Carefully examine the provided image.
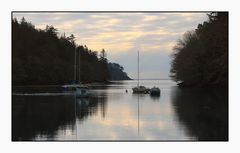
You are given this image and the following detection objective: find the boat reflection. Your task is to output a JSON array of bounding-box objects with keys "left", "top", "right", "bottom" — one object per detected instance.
[
  {"left": 12, "top": 81, "right": 228, "bottom": 141},
  {"left": 77, "top": 98, "right": 90, "bottom": 106}
]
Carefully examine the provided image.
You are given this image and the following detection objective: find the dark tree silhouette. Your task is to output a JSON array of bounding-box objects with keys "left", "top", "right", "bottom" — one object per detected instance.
[
  {"left": 170, "top": 12, "right": 228, "bottom": 87},
  {"left": 12, "top": 18, "right": 130, "bottom": 85},
  {"left": 108, "top": 62, "right": 131, "bottom": 80}
]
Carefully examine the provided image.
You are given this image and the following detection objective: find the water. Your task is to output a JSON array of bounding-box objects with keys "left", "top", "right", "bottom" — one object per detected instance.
[{"left": 12, "top": 80, "right": 228, "bottom": 141}]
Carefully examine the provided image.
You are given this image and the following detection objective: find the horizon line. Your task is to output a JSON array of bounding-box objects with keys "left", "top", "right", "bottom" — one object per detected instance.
[{"left": 131, "top": 78, "right": 172, "bottom": 80}]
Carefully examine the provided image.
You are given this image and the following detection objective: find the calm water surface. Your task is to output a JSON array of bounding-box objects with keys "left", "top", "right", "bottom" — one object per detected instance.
[{"left": 12, "top": 80, "right": 228, "bottom": 141}]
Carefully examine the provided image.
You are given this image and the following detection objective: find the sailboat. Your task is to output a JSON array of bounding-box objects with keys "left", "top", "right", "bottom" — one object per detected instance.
[
  {"left": 132, "top": 50, "right": 150, "bottom": 94},
  {"left": 62, "top": 47, "right": 91, "bottom": 98}
]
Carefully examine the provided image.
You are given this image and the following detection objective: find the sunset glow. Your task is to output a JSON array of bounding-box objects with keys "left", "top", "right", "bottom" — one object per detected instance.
[{"left": 13, "top": 12, "right": 208, "bottom": 79}]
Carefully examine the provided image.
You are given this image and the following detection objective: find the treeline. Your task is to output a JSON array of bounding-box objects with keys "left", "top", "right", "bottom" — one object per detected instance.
[
  {"left": 108, "top": 62, "right": 131, "bottom": 80},
  {"left": 170, "top": 12, "right": 228, "bottom": 87},
  {"left": 12, "top": 18, "right": 130, "bottom": 86}
]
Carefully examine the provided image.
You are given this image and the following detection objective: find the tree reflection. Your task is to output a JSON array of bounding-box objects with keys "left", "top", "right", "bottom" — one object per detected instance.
[
  {"left": 171, "top": 87, "right": 228, "bottom": 141},
  {"left": 12, "top": 95, "right": 75, "bottom": 140},
  {"left": 12, "top": 95, "right": 107, "bottom": 141},
  {"left": 76, "top": 96, "right": 107, "bottom": 121}
]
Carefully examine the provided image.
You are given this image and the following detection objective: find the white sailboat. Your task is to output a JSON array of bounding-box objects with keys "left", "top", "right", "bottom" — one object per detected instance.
[
  {"left": 62, "top": 47, "right": 91, "bottom": 98},
  {"left": 132, "top": 50, "right": 149, "bottom": 94}
]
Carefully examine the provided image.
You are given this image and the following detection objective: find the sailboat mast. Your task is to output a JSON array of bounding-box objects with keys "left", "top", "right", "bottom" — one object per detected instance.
[
  {"left": 78, "top": 48, "right": 81, "bottom": 84},
  {"left": 74, "top": 47, "right": 77, "bottom": 83},
  {"left": 138, "top": 50, "right": 139, "bottom": 88}
]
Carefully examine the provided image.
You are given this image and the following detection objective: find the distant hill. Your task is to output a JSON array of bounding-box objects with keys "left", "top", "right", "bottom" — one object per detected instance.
[{"left": 108, "top": 62, "right": 131, "bottom": 80}]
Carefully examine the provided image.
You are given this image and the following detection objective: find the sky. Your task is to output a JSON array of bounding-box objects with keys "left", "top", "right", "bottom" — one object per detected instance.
[{"left": 13, "top": 12, "right": 208, "bottom": 79}]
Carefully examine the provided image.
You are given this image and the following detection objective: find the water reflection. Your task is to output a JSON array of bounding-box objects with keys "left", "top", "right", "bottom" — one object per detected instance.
[
  {"left": 12, "top": 80, "right": 228, "bottom": 141},
  {"left": 12, "top": 95, "right": 107, "bottom": 141},
  {"left": 150, "top": 94, "right": 161, "bottom": 101},
  {"left": 12, "top": 95, "right": 76, "bottom": 140},
  {"left": 171, "top": 87, "right": 228, "bottom": 141},
  {"left": 76, "top": 96, "right": 107, "bottom": 121}
]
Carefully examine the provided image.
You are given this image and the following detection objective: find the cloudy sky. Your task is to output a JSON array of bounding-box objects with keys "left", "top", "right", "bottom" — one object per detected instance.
[{"left": 13, "top": 12, "right": 208, "bottom": 79}]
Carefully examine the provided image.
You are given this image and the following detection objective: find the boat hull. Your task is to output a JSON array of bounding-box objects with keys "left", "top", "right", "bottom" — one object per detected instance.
[
  {"left": 132, "top": 86, "right": 150, "bottom": 94},
  {"left": 150, "top": 87, "right": 160, "bottom": 96}
]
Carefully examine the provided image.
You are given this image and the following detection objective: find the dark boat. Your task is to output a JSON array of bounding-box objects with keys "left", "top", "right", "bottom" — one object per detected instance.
[{"left": 150, "top": 86, "right": 160, "bottom": 96}]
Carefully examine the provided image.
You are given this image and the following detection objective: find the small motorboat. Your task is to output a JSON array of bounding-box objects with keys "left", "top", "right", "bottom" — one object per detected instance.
[{"left": 150, "top": 86, "right": 160, "bottom": 96}]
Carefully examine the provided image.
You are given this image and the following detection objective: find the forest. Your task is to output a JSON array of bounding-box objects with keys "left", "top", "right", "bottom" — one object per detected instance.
[
  {"left": 170, "top": 12, "right": 228, "bottom": 87},
  {"left": 107, "top": 62, "right": 131, "bottom": 80},
  {"left": 12, "top": 18, "right": 131, "bottom": 86}
]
